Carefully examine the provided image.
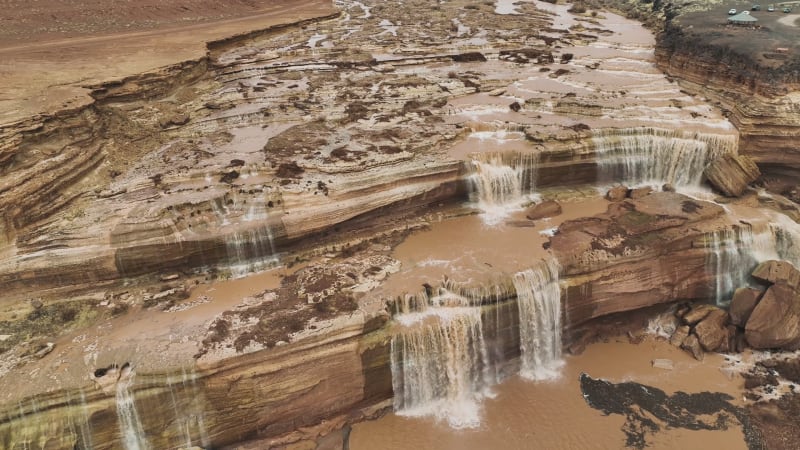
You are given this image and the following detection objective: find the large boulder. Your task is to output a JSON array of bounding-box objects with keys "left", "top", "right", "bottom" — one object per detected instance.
[
  {"left": 745, "top": 283, "right": 800, "bottom": 350},
  {"left": 752, "top": 260, "right": 800, "bottom": 289},
  {"left": 729, "top": 287, "right": 762, "bottom": 327},
  {"left": 525, "top": 200, "right": 562, "bottom": 220},
  {"left": 670, "top": 325, "right": 690, "bottom": 347},
  {"left": 682, "top": 304, "right": 718, "bottom": 325},
  {"left": 694, "top": 308, "right": 729, "bottom": 352},
  {"left": 629, "top": 186, "right": 653, "bottom": 199},
  {"left": 681, "top": 334, "right": 704, "bottom": 360},
  {"left": 606, "top": 185, "right": 628, "bottom": 202},
  {"left": 704, "top": 154, "right": 760, "bottom": 197}
]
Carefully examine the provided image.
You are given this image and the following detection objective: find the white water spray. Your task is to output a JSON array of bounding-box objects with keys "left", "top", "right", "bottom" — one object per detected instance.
[
  {"left": 391, "top": 303, "right": 493, "bottom": 429},
  {"left": 593, "top": 127, "right": 737, "bottom": 186},
  {"left": 513, "top": 259, "right": 563, "bottom": 380},
  {"left": 115, "top": 368, "right": 149, "bottom": 450}
]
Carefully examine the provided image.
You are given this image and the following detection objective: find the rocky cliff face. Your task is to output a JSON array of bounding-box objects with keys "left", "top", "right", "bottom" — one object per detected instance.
[{"left": 0, "top": 0, "right": 792, "bottom": 448}]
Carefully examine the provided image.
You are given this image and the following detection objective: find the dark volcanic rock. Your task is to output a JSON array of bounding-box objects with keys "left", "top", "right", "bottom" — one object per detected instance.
[
  {"left": 579, "top": 373, "right": 764, "bottom": 450},
  {"left": 730, "top": 287, "right": 763, "bottom": 327},
  {"left": 749, "top": 393, "right": 800, "bottom": 450},
  {"left": 745, "top": 282, "right": 800, "bottom": 350},
  {"left": 704, "top": 154, "right": 760, "bottom": 197}
]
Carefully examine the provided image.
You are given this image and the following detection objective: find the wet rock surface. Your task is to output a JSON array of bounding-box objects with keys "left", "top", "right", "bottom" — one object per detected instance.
[
  {"left": 579, "top": 373, "right": 764, "bottom": 450},
  {"left": 730, "top": 287, "right": 762, "bottom": 327},
  {"left": 524, "top": 200, "right": 562, "bottom": 220},
  {"left": 745, "top": 282, "right": 800, "bottom": 350},
  {"left": 704, "top": 154, "right": 761, "bottom": 197}
]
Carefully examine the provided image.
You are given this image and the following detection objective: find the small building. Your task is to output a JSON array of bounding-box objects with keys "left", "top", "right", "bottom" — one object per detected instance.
[{"left": 727, "top": 12, "right": 759, "bottom": 25}]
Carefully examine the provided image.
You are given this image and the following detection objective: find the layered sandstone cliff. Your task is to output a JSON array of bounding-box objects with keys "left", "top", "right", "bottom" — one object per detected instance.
[{"left": 0, "top": 0, "right": 793, "bottom": 448}]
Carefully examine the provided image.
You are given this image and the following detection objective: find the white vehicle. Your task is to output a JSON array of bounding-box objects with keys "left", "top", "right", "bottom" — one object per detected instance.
[
  {"left": 729, "top": 8, "right": 737, "bottom": 14},
  {"left": 742, "top": 10, "right": 750, "bottom": 14}
]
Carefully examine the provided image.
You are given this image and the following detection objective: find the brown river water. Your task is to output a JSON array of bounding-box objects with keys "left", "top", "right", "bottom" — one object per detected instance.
[{"left": 350, "top": 336, "right": 747, "bottom": 450}]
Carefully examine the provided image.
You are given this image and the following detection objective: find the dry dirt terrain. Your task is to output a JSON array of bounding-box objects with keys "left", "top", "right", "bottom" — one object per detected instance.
[{"left": 0, "top": 0, "right": 337, "bottom": 122}]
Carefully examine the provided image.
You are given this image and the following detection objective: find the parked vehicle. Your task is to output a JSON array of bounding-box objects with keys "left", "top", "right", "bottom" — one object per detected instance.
[
  {"left": 784, "top": 7, "right": 792, "bottom": 12},
  {"left": 767, "top": 4, "right": 775, "bottom": 11},
  {"left": 752, "top": 4, "right": 761, "bottom": 10},
  {"left": 729, "top": 8, "right": 738, "bottom": 14}
]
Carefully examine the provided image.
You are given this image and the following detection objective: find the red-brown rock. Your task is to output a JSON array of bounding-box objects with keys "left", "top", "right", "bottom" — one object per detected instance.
[
  {"left": 682, "top": 304, "right": 717, "bottom": 326},
  {"left": 703, "top": 154, "right": 760, "bottom": 197},
  {"left": 752, "top": 260, "right": 800, "bottom": 289},
  {"left": 670, "top": 325, "right": 690, "bottom": 347},
  {"left": 729, "top": 287, "right": 762, "bottom": 327},
  {"left": 629, "top": 186, "right": 653, "bottom": 199},
  {"left": 681, "top": 334, "right": 704, "bottom": 360},
  {"left": 694, "top": 309, "right": 729, "bottom": 352},
  {"left": 525, "top": 200, "right": 562, "bottom": 220},
  {"left": 606, "top": 185, "right": 628, "bottom": 202},
  {"left": 745, "top": 283, "right": 800, "bottom": 350}
]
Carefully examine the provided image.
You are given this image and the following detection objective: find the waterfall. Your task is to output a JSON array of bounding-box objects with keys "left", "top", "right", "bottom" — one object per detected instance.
[
  {"left": 707, "top": 228, "right": 757, "bottom": 306},
  {"left": 593, "top": 128, "right": 737, "bottom": 187},
  {"left": 513, "top": 259, "right": 563, "bottom": 381},
  {"left": 116, "top": 368, "right": 150, "bottom": 450},
  {"left": 705, "top": 221, "right": 794, "bottom": 306},
  {"left": 224, "top": 202, "right": 278, "bottom": 278},
  {"left": 391, "top": 303, "right": 493, "bottom": 429},
  {"left": 469, "top": 152, "right": 539, "bottom": 223},
  {"left": 166, "top": 369, "right": 211, "bottom": 449}
]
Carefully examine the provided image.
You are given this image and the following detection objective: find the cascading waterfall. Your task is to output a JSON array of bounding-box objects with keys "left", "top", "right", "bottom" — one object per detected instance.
[
  {"left": 706, "top": 220, "right": 800, "bottom": 306},
  {"left": 115, "top": 368, "right": 150, "bottom": 450},
  {"left": 469, "top": 152, "right": 539, "bottom": 223},
  {"left": 223, "top": 201, "right": 278, "bottom": 277},
  {"left": 707, "top": 227, "right": 759, "bottom": 306},
  {"left": 166, "top": 369, "right": 211, "bottom": 449},
  {"left": 593, "top": 128, "right": 738, "bottom": 187},
  {"left": 513, "top": 259, "right": 563, "bottom": 381},
  {"left": 390, "top": 294, "right": 493, "bottom": 428}
]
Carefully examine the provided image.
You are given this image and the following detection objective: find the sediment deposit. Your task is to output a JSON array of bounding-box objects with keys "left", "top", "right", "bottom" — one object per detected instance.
[{"left": 2, "top": 0, "right": 800, "bottom": 449}]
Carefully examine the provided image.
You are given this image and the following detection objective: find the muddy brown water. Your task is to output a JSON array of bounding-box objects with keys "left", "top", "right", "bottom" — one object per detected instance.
[{"left": 350, "top": 336, "right": 747, "bottom": 450}]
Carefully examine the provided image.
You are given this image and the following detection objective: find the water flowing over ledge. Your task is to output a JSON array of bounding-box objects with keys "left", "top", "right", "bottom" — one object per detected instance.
[
  {"left": 593, "top": 127, "right": 738, "bottom": 187},
  {"left": 514, "top": 259, "right": 563, "bottom": 381},
  {"left": 389, "top": 258, "right": 564, "bottom": 427},
  {"left": 706, "top": 219, "right": 800, "bottom": 306}
]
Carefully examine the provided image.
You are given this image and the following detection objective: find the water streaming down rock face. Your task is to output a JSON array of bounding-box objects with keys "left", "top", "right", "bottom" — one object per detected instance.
[
  {"left": 220, "top": 199, "right": 279, "bottom": 278},
  {"left": 593, "top": 128, "right": 738, "bottom": 187},
  {"left": 390, "top": 290, "right": 495, "bottom": 429},
  {"left": 389, "top": 260, "right": 567, "bottom": 427},
  {"left": 116, "top": 367, "right": 150, "bottom": 450},
  {"left": 706, "top": 220, "right": 800, "bottom": 306},
  {"left": 512, "top": 259, "right": 563, "bottom": 381},
  {"left": 162, "top": 369, "right": 211, "bottom": 450},
  {"left": 469, "top": 152, "right": 539, "bottom": 223}
]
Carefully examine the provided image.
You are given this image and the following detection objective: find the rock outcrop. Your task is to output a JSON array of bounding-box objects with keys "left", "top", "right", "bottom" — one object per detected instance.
[
  {"left": 551, "top": 192, "right": 729, "bottom": 326},
  {"left": 752, "top": 260, "right": 800, "bottom": 289},
  {"left": 525, "top": 200, "right": 562, "bottom": 220},
  {"left": 704, "top": 154, "right": 760, "bottom": 197},
  {"left": 729, "top": 287, "right": 762, "bottom": 327},
  {"left": 746, "top": 282, "right": 800, "bottom": 350}
]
